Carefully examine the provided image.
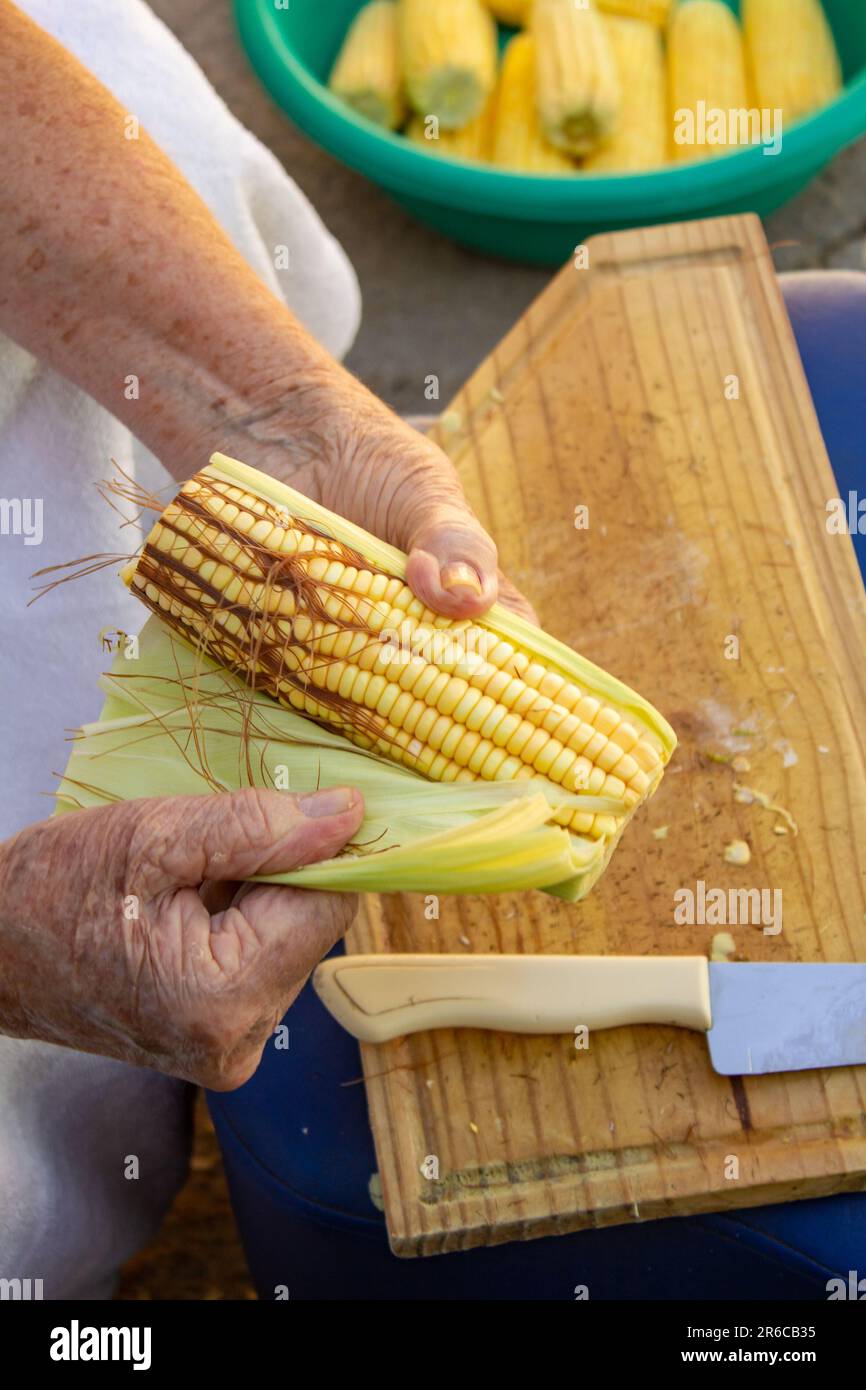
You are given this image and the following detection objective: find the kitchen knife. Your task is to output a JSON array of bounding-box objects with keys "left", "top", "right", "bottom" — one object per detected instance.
[{"left": 312, "top": 955, "right": 866, "bottom": 1075}]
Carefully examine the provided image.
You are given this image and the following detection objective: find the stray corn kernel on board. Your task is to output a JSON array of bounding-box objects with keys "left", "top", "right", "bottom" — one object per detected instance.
[{"left": 327, "top": 0, "right": 842, "bottom": 172}]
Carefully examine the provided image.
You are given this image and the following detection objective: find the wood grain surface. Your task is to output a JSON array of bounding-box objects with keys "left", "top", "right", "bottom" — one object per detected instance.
[{"left": 345, "top": 214, "right": 866, "bottom": 1257}]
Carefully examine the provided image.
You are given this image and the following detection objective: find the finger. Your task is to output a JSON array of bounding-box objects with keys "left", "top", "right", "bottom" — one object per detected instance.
[
  {"left": 207, "top": 887, "right": 356, "bottom": 1015},
  {"left": 133, "top": 786, "right": 365, "bottom": 893},
  {"left": 231, "top": 883, "right": 356, "bottom": 969},
  {"left": 367, "top": 445, "right": 500, "bottom": 618},
  {"left": 406, "top": 523, "right": 500, "bottom": 619},
  {"left": 152, "top": 887, "right": 357, "bottom": 1092}
]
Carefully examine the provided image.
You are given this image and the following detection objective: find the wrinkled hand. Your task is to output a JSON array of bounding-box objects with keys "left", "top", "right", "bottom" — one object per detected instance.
[
  {"left": 295, "top": 410, "right": 538, "bottom": 625},
  {"left": 201, "top": 371, "right": 539, "bottom": 626},
  {"left": 320, "top": 410, "right": 539, "bottom": 625},
  {"left": 0, "top": 786, "right": 364, "bottom": 1089}
]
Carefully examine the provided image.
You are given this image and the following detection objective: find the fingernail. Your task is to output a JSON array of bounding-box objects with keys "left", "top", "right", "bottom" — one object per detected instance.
[
  {"left": 441, "top": 562, "right": 482, "bottom": 597},
  {"left": 299, "top": 786, "right": 357, "bottom": 818}
]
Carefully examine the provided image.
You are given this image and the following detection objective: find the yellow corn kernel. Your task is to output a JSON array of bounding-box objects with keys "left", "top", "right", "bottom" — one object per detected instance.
[
  {"left": 584, "top": 15, "right": 666, "bottom": 172},
  {"left": 328, "top": 1, "right": 406, "bottom": 130},
  {"left": 532, "top": 0, "right": 621, "bottom": 155}
]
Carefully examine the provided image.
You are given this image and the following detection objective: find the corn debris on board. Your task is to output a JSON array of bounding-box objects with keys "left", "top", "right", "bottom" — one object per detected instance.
[
  {"left": 328, "top": 1, "right": 406, "bottom": 130},
  {"left": 492, "top": 35, "right": 576, "bottom": 173},
  {"left": 584, "top": 15, "right": 667, "bottom": 172},
  {"left": 407, "top": 93, "right": 496, "bottom": 161},
  {"left": 114, "top": 454, "right": 675, "bottom": 894},
  {"left": 668, "top": 0, "right": 750, "bottom": 162},
  {"left": 399, "top": 0, "right": 499, "bottom": 128},
  {"left": 532, "top": 0, "right": 621, "bottom": 156},
  {"left": 742, "top": 0, "right": 842, "bottom": 125}
]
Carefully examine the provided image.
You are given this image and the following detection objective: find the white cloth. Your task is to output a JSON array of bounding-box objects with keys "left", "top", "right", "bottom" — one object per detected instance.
[{"left": 0, "top": 0, "right": 360, "bottom": 1296}]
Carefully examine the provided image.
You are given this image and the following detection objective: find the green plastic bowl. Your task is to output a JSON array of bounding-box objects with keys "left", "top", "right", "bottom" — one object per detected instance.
[{"left": 235, "top": 0, "right": 866, "bottom": 266}]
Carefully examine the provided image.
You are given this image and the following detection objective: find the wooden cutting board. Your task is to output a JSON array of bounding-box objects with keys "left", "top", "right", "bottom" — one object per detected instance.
[{"left": 345, "top": 214, "right": 866, "bottom": 1257}]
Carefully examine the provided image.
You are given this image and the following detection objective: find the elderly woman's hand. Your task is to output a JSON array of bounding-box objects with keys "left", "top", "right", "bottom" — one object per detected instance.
[
  {"left": 169, "top": 370, "right": 539, "bottom": 627},
  {"left": 0, "top": 786, "right": 363, "bottom": 1088},
  {"left": 289, "top": 404, "right": 539, "bottom": 626}
]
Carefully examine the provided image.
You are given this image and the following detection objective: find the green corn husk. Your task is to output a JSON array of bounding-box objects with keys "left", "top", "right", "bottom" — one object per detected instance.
[{"left": 55, "top": 618, "right": 632, "bottom": 900}]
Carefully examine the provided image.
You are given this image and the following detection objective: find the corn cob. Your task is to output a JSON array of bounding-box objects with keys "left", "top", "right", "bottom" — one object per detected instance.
[
  {"left": 328, "top": 1, "right": 405, "bottom": 130},
  {"left": 123, "top": 455, "right": 675, "bottom": 847},
  {"left": 532, "top": 0, "right": 621, "bottom": 156},
  {"left": 668, "top": 1, "right": 750, "bottom": 162},
  {"left": 596, "top": 0, "right": 671, "bottom": 25},
  {"left": 407, "top": 93, "right": 496, "bottom": 161},
  {"left": 399, "top": 0, "right": 498, "bottom": 129},
  {"left": 492, "top": 34, "right": 576, "bottom": 173},
  {"left": 742, "top": 0, "right": 842, "bottom": 125},
  {"left": 584, "top": 15, "right": 666, "bottom": 172},
  {"left": 482, "top": 0, "right": 533, "bottom": 25}
]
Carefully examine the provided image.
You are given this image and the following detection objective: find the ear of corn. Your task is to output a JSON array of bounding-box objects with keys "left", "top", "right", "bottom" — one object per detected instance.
[
  {"left": 482, "top": 0, "right": 533, "bottom": 25},
  {"left": 742, "top": 0, "right": 842, "bottom": 124},
  {"left": 110, "top": 453, "right": 675, "bottom": 895},
  {"left": 328, "top": 1, "right": 406, "bottom": 130},
  {"left": 400, "top": 0, "right": 498, "bottom": 129},
  {"left": 532, "top": 0, "right": 621, "bottom": 156},
  {"left": 668, "top": 0, "right": 750, "bottom": 162},
  {"left": 596, "top": 0, "right": 671, "bottom": 25},
  {"left": 407, "top": 93, "right": 496, "bottom": 161},
  {"left": 58, "top": 617, "right": 629, "bottom": 899},
  {"left": 584, "top": 15, "right": 667, "bottom": 172},
  {"left": 492, "top": 34, "right": 576, "bottom": 173}
]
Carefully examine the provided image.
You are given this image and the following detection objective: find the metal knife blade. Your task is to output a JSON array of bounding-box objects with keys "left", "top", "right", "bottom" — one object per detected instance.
[{"left": 707, "top": 962, "right": 866, "bottom": 1075}]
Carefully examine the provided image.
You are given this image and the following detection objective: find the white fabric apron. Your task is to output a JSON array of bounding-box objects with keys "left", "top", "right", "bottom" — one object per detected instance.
[{"left": 0, "top": 0, "right": 360, "bottom": 1297}]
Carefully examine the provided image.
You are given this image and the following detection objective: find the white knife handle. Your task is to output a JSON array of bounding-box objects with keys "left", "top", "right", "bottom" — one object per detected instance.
[{"left": 313, "top": 954, "right": 712, "bottom": 1044}]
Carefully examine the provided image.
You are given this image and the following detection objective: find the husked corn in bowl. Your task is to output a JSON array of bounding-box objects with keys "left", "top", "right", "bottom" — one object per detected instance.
[
  {"left": 236, "top": 0, "right": 866, "bottom": 265},
  {"left": 114, "top": 453, "right": 675, "bottom": 892}
]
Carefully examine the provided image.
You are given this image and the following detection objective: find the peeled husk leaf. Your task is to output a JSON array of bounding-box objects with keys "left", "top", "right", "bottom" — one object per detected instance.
[{"left": 55, "top": 619, "right": 631, "bottom": 900}]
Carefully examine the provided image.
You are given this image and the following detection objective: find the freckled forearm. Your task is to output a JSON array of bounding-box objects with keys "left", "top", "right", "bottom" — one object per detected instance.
[{"left": 0, "top": 0, "right": 392, "bottom": 481}]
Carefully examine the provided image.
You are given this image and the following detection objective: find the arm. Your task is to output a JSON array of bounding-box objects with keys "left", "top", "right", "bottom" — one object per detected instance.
[{"left": 0, "top": 0, "right": 523, "bottom": 618}]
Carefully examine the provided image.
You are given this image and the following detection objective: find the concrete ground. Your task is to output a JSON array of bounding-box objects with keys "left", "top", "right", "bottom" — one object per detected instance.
[{"left": 119, "top": 0, "right": 866, "bottom": 1300}]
